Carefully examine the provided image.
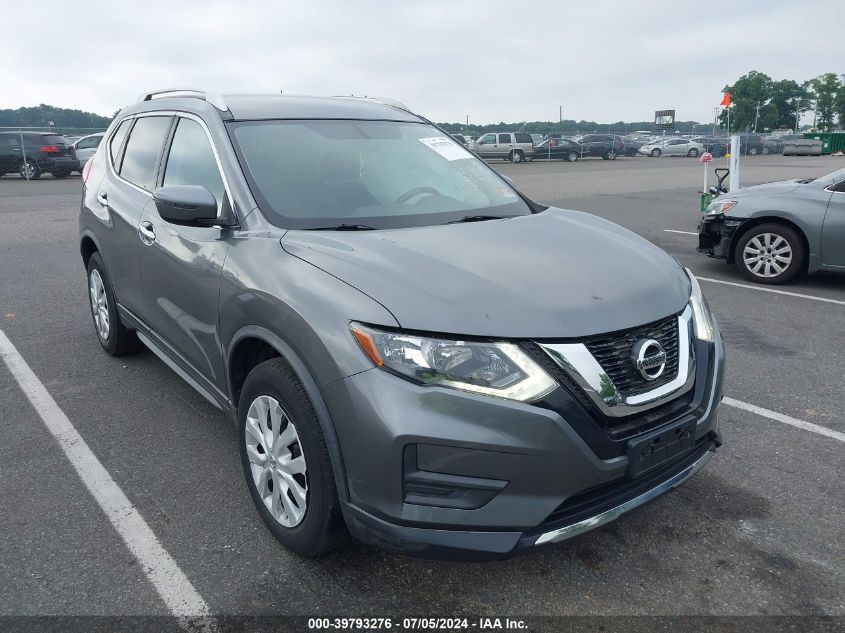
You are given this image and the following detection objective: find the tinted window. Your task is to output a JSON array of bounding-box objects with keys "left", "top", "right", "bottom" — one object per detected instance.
[
  {"left": 109, "top": 120, "right": 132, "bottom": 165},
  {"left": 119, "top": 116, "right": 172, "bottom": 190},
  {"left": 231, "top": 119, "right": 529, "bottom": 229},
  {"left": 0, "top": 134, "right": 19, "bottom": 148},
  {"left": 163, "top": 118, "right": 225, "bottom": 213},
  {"left": 41, "top": 134, "right": 67, "bottom": 145},
  {"left": 497, "top": 134, "right": 511, "bottom": 144},
  {"left": 514, "top": 133, "right": 532, "bottom": 144},
  {"left": 77, "top": 135, "right": 101, "bottom": 150}
]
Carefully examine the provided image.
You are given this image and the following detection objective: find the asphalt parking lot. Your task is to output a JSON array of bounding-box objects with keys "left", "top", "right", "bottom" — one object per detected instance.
[{"left": 1, "top": 155, "right": 843, "bottom": 625}]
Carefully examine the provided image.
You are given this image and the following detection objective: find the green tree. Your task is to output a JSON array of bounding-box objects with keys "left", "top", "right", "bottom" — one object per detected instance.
[
  {"left": 769, "top": 79, "right": 812, "bottom": 130},
  {"left": 833, "top": 74, "right": 845, "bottom": 128},
  {"left": 809, "top": 73, "right": 842, "bottom": 131},
  {"left": 719, "top": 71, "right": 773, "bottom": 132}
]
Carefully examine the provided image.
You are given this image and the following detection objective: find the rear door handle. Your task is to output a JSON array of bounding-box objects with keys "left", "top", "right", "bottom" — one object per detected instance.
[
  {"left": 138, "top": 221, "right": 156, "bottom": 245},
  {"left": 96, "top": 191, "right": 108, "bottom": 207}
]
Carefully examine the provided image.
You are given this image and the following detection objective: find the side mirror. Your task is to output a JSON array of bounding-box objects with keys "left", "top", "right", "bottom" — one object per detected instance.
[{"left": 153, "top": 185, "right": 218, "bottom": 225}]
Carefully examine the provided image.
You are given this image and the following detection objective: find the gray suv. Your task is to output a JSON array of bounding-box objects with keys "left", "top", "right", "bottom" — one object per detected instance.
[{"left": 79, "top": 89, "right": 724, "bottom": 559}]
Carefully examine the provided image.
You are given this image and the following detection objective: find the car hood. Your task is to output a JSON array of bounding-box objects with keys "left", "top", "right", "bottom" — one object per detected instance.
[
  {"left": 281, "top": 209, "right": 691, "bottom": 339},
  {"left": 734, "top": 180, "right": 802, "bottom": 197}
]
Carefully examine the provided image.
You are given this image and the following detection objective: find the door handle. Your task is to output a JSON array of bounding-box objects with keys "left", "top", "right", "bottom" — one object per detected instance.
[
  {"left": 138, "top": 221, "right": 156, "bottom": 245},
  {"left": 96, "top": 191, "right": 108, "bottom": 207}
]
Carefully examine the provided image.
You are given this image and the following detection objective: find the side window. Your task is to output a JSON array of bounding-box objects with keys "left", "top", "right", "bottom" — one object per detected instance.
[
  {"left": 833, "top": 179, "right": 845, "bottom": 193},
  {"left": 0, "top": 135, "right": 19, "bottom": 148},
  {"left": 498, "top": 134, "right": 511, "bottom": 144},
  {"left": 478, "top": 134, "right": 495, "bottom": 145},
  {"left": 109, "top": 120, "right": 132, "bottom": 165},
  {"left": 162, "top": 118, "right": 225, "bottom": 213},
  {"left": 119, "top": 116, "right": 172, "bottom": 191},
  {"left": 77, "top": 135, "right": 102, "bottom": 150}
]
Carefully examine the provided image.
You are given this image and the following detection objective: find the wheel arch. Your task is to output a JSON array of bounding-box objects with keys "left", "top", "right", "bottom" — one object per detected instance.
[
  {"left": 227, "top": 325, "right": 350, "bottom": 503},
  {"left": 80, "top": 230, "right": 102, "bottom": 270},
  {"left": 727, "top": 216, "right": 810, "bottom": 268}
]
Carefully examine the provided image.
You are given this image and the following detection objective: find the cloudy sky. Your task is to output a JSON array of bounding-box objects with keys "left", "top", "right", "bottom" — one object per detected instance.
[{"left": 3, "top": 0, "right": 842, "bottom": 124}]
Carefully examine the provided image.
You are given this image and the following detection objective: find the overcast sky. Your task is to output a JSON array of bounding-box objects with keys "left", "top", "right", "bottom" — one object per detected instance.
[{"left": 3, "top": 0, "right": 842, "bottom": 124}]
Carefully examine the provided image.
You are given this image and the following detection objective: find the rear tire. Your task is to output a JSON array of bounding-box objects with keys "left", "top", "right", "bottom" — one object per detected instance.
[
  {"left": 509, "top": 150, "right": 524, "bottom": 163},
  {"left": 734, "top": 223, "right": 805, "bottom": 285},
  {"left": 603, "top": 149, "right": 617, "bottom": 160},
  {"left": 748, "top": 147, "right": 759, "bottom": 156},
  {"left": 86, "top": 252, "right": 141, "bottom": 355},
  {"left": 762, "top": 147, "right": 770, "bottom": 155},
  {"left": 239, "top": 358, "right": 348, "bottom": 557},
  {"left": 566, "top": 151, "right": 578, "bottom": 162}
]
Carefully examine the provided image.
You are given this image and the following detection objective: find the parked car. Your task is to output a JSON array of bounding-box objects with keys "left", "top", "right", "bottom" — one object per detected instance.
[
  {"left": 621, "top": 136, "right": 642, "bottom": 156},
  {"left": 690, "top": 136, "right": 728, "bottom": 157},
  {"left": 736, "top": 134, "right": 765, "bottom": 156},
  {"left": 73, "top": 133, "right": 105, "bottom": 173},
  {"left": 0, "top": 131, "right": 78, "bottom": 179},
  {"left": 450, "top": 133, "right": 468, "bottom": 147},
  {"left": 640, "top": 138, "right": 704, "bottom": 157},
  {"left": 473, "top": 131, "right": 535, "bottom": 162},
  {"left": 79, "top": 89, "right": 723, "bottom": 559},
  {"left": 574, "top": 134, "right": 625, "bottom": 160},
  {"left": 532, "top": 137, "right": 582, "bottom": 161},
  {"left": 698, "top": 166, "right": 845, "bottom": 284}
]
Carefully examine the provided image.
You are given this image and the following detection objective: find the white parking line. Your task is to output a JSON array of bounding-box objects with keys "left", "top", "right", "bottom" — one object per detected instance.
[
  {"left": 0, "top": 330, "right": 213, "bottom": 627},
  {"left": 724, "top": 397, "right": 845, "bottom": 443},
  {"left": 698, "top": 277, "right": 845, "bottom": 306},
  {"left": 663, "top": 229, "right": 698, "bottom": 236}
]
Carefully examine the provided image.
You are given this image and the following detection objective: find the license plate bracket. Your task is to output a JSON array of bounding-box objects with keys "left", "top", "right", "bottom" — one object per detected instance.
[{"left": 626, "top": 419, "right": 696, "bottom": 478}]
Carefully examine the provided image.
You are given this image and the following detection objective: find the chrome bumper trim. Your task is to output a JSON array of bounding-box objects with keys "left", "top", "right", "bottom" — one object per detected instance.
[{"left": 534, "top": 448, "right": 714, "bottom": 546}]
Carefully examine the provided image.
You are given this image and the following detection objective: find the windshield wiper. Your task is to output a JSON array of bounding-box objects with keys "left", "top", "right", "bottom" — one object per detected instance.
[
  {"left": 445, "top": 215, "right": 512, "bottom": 224},
  {"left": 309, "top": 224, "right": 377, "bottom": 231}
]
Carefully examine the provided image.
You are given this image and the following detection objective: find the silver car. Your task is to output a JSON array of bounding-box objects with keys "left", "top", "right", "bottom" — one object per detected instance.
[
  {"left": 640, "top": 137, "right": 705, "bottom": 158},
  {"left": 698, "top": 165, "right": 845, "bottom": 284},
  {"left": 73, "top": 133, "right": 104, "bottom": 172}
]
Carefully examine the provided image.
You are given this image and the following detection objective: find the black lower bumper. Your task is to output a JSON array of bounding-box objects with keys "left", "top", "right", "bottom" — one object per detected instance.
[{"left": 698, "top": 214, "right": 744, "bottom": 260}]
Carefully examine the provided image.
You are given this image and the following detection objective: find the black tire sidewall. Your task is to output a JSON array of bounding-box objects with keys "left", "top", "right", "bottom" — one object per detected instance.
[
  {"left": 735, "top": 224, "right": 804, "bottom": 284},
  {"left": 20, "top": 160, "right": 40, "bottom": 179},
  {"left": 652, "top": 149, "right": 661, "bottom": 157},
  {"left": 237, "top": 359, "right": 343, "bottom": 556},
  {"left": 86, "top": 253, "right": 121, "bottom": 354}
]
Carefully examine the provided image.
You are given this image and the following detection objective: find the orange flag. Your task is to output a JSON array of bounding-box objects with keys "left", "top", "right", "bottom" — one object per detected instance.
[{"left": 720, "top": 92, "right": 731, "bottom": 107}]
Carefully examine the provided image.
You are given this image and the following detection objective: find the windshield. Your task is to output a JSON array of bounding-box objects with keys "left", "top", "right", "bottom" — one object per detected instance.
[
  {"left": 229, "top": 119, "right": 531, "bottom": 229},
  {"left": 821, "top": 166, "right": 845, "bottom": 184}
]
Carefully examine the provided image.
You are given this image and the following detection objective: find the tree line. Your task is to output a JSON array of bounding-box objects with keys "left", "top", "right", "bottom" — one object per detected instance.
[
  {"left": 717, "top": 70, "right": 844, "bottom": 133},
  {"left": 0, "top": 104, "right": 112, "bottom": 130}
]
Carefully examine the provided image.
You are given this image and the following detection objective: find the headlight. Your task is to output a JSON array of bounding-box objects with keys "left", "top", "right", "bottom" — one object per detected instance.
[
  {"left": 686, "top": 269, "right": 715, "bottom": 341},
  {"left": 705, "top": 199, "right": 737, "bottom": 216},
  {"left": 350, "top": 324, "right": 557, "bottom": 402}
]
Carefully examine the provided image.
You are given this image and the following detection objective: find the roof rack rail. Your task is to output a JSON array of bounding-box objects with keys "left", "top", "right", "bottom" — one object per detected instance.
[
  {"left": 335, "top": 95, "right": 412, "bottom": 112},
  {"left": 136, "top": 88, "right": 228, "bottom": 112}
]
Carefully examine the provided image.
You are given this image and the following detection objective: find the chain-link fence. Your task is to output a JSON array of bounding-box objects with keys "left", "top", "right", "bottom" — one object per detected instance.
[{"left": 0, "top": 126, "right": 108, "bottom": 181}]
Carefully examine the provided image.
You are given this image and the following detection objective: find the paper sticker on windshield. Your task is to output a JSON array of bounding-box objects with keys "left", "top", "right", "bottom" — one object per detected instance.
[{"left": 419, "top": 136, "right": 472, "bottom": 161}]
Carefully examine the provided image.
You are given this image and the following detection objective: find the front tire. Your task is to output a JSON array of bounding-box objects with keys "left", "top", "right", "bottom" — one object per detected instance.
[
  {"left": 239, "top": 358, "right": 347, "bottom": 557},
  {"left": 762, "top": 147, "right": 770, "bottom": 155},
  {"left": 687, "top": 148, "right": 699, "bottom": 157},
  {"left": 748, "top": 147, "right": 759, "bottom": 156},
  {"left": 651, "top": 148, "right": 661, "bottom": 157},
  {"left": 734, "top": 223, "right": 804, "bottom": 285},
  {"left": 20, "top": 160, "right": 40, "bottom": 180},
  {"left": 86, "top": 253, "right": 141, "bottom": 355}
]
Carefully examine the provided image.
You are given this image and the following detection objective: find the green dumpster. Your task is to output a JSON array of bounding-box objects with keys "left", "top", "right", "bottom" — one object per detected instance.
[{"left": 803, "top": 132, "right": 845, "bottom": 155}]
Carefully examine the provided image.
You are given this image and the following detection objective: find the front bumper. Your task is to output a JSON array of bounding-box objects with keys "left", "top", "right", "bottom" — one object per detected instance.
[
  {"left": 322, "top": 328, "right": 725, "bottom": 560},
  {"left": 698, "top": 213, "right": 747, "bottom": 260}
]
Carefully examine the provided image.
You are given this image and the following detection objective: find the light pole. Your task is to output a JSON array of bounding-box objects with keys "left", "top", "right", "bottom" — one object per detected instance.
[{"left": 753, "top": 103, "right": 760, "bottom": 132}]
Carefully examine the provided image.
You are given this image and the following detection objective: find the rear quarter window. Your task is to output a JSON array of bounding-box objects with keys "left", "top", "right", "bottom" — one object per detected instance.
[{"left": 514, "top": 133, "right": 533, "bottom": 144}]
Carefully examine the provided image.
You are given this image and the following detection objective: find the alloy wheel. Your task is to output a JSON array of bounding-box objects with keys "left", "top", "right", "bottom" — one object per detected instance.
[
  {"left": 743, "top": 233, "right": 793, "bottom": 278},
  {"left": 20, "top": 161, "right": 36, "bottom": 179},
  {"left": 244, "top": 395, "right": 308, "bottom": 528},
  {"left": 88, "top": 269, "right": 110, "bottom": 340}
]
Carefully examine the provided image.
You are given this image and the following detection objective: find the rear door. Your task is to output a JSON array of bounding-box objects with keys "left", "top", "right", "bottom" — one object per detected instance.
[
  {"left": 496, "top": 133, "right": 513, "bottom": 159},
  {"left": 136, "top": 115, "right": 232, "bottom": 393},
  {"left": 0, "top": 133, "right": 21, "bottom": 173},
  {"left": 96, "top": 115, "right": 173, "bottom": 314},
  {"left": 821, "top": 179, "right": 845, "bottom": 269}
]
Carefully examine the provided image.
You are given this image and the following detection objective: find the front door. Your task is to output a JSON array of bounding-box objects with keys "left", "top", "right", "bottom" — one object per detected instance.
[
  {"left": 821, "top": 180, "right": 845, "bottom": 268},
  {"left": 137, "top": 115, "right": 232, "bottom": 395}
]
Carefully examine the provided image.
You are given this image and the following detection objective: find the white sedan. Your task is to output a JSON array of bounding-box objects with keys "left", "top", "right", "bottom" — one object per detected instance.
[{"left": 639, "top": 138, "right": 705, "bottom": 157}]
